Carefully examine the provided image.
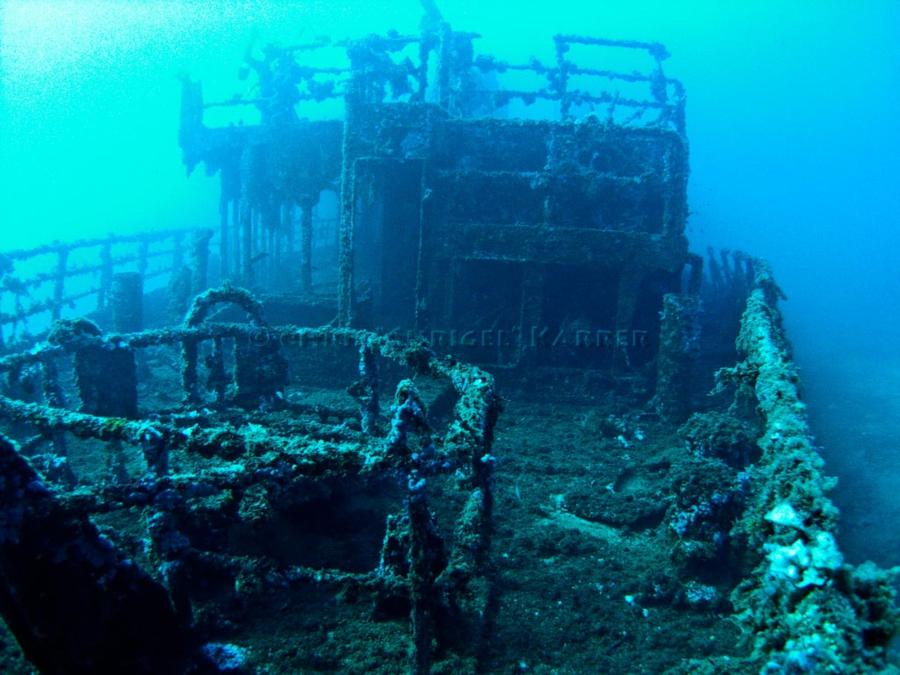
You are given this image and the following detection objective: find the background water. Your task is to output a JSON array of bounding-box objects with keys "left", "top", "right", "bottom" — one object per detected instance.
[{"left": 1, "top": 0, "right": 898, "bottom": 568}]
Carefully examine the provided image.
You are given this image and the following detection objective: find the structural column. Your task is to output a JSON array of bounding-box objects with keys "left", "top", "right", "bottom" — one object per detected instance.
[
  {"left": 110, "top": 272, "right": 143, "bottom": 333},
  {"left": 300, "top": 199, "right": 314, "bottom": 292}
]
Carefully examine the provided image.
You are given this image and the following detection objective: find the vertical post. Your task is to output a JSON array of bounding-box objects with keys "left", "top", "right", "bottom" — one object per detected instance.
[
  {"left": 274, "top": 204, "right": 283, "bottom": 290},
  {"left": 655, "top": 293, "right": 699, "bottom": 422},
  {"left": 141, "top": 427, "right": 169, "bottom": 477},
  {"left": 190, "top": 230, "right": 213, "bottom": 295},
  {"left": 436, "top": 23, "right": 452, "bottom": 110},
  {"left": 138, "top": 240, "right": 150, "bottom": 278},
  {"left": 300, "top": 199, "right": 314, "bottom": 292},
  {"left": 237, "top": 145, "right": 257, "bottom": 286},
  {"left": 267, "top": 209, "right": 277, "bottom": 289},
  {"left": 408, "top": 483, "right": 433, "bottom": 675},
  {"left": 182, "top": 338, "right": 199, "bottom": 406},
  {"left": 241, "top": 202, "right": 253, "bottom": 283},
  {"left": 355, "top": 341, "right": 379, "bottom": 435},
  {"left": 385, "top": 380, "right": 435, "bottom": 674},
  {"left": 74, "top": 339, "right": 138, "bottom": 419},
  {"left": 206, "top": 337, "right": 228, "bottom": 403},
  {"left": 110, "top": 272, "right": 144, "bottom": 333},
  {"left": 97, "top": 241, "right": 113, "bottom": 312},
  {"left": 41, "top": 359, "right": 76, "bottom": 487},
  {"left": 685, "top": 253, "right": 704, "bottom": 297},
  {"left": 553, "top": 35, "right": 571, "bottom": 120},
  {"left": 338, "top": 55, "right": 365, "bottom": 326},
  {"left": 414, "top": 162, "right": 430, "bottom": 333},
  {"left": 219, "top": 191, "right": 230, "bottom": 280},
  {"left": 284, "top": 202, "right": 295, "bottom": 263},
  {"left": 51, "top": 249, "right": 68, "bottom": 321},
  {"left": 232, "top": 198, "right": 241, "bottom": 278}
]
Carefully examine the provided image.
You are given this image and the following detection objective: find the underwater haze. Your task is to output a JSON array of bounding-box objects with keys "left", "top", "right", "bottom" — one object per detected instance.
[
  {"left": 3, "top": 0, "right": 898, "bottom": 569},
  {"left": 2, "top": 0, "right": 900, "bottom": 605}
]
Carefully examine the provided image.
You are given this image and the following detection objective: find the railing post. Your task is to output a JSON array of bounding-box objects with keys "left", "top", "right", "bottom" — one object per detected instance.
[
  {"left": 181, "top": 337, "right": 200, "bottom": 405},
  {"left": 349, "top": 340, "right": 379, "bottom": 435},
  {"left": 110, "top": 272, "right": 144, "bottom": 333},
  {"left": 655, "top": 293, "right": 699, "bottom": 422},
  {"left": 97, "top": 241, "right": 113, "bottom": 312},
  {"left": 553, "top": 35, "right": 571, "bottom": 120},
  {"left": 62, "top": 322, "right": 138, "bottom": 419},
  {"left": 51, "top": 249, "right": 68, "bottom": 321},
  {"left": 138, "top": 240, "right": 150, "bottom": 278},
  {"left": 40, "top": 358, "right": 76, "bottom": 487}
]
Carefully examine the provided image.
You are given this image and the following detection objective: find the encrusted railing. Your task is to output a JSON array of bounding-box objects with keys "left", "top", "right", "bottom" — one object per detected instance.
[
  {"left": 0, "top": 285, "right": 499, "bottom": 673},
  {"left": 471, "top": 34, "right": 684, "bottom": 131},
  {"left": 193, "top": 27, "right": 684, "bottom": 132},
  {"left": 717, "top": 261, "right": 897, "bottom": 672},
  {"left": 0, "top": 228, "right": 212, "bottom": 346}
]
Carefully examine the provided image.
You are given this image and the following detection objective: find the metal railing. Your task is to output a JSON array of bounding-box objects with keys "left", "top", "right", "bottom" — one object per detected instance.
[
  {"left": 0, "top": 227, "right": 212, "bottom": 345},
  {"left": 195, "top": 29, "right": 685, "bottom": 132}
]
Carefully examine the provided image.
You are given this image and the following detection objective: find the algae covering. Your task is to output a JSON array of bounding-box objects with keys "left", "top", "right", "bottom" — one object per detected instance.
[
  {"left": 0, "top": 268, "right": 895, "bottom": 673},
  {"left": 0, "top": 8, "right": 897, "bottom": 674}
]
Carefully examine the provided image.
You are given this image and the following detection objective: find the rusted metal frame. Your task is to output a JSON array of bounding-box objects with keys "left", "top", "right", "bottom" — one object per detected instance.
[
  {"left": 5, "top": 248, "right": 181, "bottom": 288},
  {"left": 2, "top": 227, "right": 208, "bottom": 262},
  {"left": 353, "top": 338, "right": 380, "bottom": 436},
  {"left": 0, "top": 254, "right": 202, "bottom": 331},
  {"left": 717, "top": 261, "right": 895, "bottom": 668},
  {"left": 554, "top": 34, "right": 670, "bottom": 61},
  {"left": 0, "top": 392, "right": 376, "bottom": 481},
  {"left": 0, "top": 308, "right": 499, "bottom": 668},
  {"left": 481, "top": 87, "right": 672, "bottom": 112},
  {"left": 203, "top": 90, "right": 347, "bottom": 111},
  {"left": 39, "top": 357, "right": 76, "bottom": 486},
  {"left": 8, "top": 248, "right": 177, "bottom": 293}
]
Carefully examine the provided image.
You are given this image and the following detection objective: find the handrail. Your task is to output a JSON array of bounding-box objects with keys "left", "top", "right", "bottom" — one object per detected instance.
[
  {"left": 0, "top": 285, "right": 500, "bottom": 672},
  {"left": 1, "top": 226, "right": 201, "bottom": 261},
  {"left": 716, "top": 260, "right": 897, "bottom": 671},
  {"left": 0, "top": 228, "right": 212, "bottom": 341}
]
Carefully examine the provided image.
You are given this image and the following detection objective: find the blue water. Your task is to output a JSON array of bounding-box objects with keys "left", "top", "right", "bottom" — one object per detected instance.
[{"left": 2, "top": 0, "right": 899, "bottom": 567}]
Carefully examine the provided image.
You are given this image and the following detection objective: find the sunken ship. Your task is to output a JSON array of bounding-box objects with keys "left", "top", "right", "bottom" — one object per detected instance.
[{"left": 0, "top": 9, "right": 896, "bottom": 675}]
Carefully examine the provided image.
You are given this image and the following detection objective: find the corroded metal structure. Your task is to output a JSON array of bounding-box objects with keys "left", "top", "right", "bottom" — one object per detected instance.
[
  {"left": 0, "top": 228, "right": 212, "bottom": 346},
  {"left": 0, "top": 285, "right": 499, "bottom": 672},
  {"left": 0, "top": 11, "right": 896, "bottom": 675},
  {"left": 179, "top": 19, "right": 689, "bottom": 377}
]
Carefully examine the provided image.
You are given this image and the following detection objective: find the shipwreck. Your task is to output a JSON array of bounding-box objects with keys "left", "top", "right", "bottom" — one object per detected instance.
[{"left": 0, "top": 10, "right": 895, "bottom": 675}]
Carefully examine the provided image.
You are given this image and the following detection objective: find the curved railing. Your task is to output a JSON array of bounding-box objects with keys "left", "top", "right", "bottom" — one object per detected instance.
[{"left": 0, "top": 285, "right": 499, "bottom": 673}]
